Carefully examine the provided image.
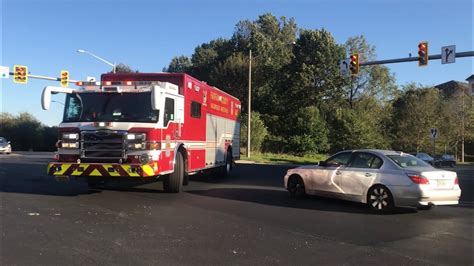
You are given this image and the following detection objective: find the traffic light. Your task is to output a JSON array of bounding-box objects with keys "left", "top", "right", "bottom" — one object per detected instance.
[
  {"left": 13, "top": 65, "right": 28, "bottom": 84},
  {"left": 418, "top": 42, "right": 428, "bottom": 66},
  {"left": 349, "top": 53, "right": 359, "bottom": 75},
  {"left": 60, "top": 70, "right": 69, "bottom": 87}
]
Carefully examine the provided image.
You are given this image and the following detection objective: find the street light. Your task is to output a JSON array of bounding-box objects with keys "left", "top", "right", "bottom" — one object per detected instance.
[{"left": 76, "top": 49, "right": 116, "bottom": 73}]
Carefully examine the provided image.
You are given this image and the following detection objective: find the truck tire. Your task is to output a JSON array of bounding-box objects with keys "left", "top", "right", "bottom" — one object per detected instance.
[
  {"left": 163, "top": 152, "right": 184, "bottom": 193},
  {"left": 223, "top": 150, "right": 233, "bottom": 177}
]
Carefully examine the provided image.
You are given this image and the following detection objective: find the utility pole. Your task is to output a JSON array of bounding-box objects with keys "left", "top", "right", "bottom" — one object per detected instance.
[
  {"left": 462, "top": 86, "right": 465, "bottom": 163},
  {"left": 247, "top": 49, "right": 252, "bottom": 158}
]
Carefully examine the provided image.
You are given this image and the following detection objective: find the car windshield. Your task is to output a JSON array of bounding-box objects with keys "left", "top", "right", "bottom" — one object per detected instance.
[
  {"left": 0, "top": 137, "right": 6, "bottom": 143},
  {"left": 387, "top": 154, "right": 432, "bottom": 168},
  {"left": 63, "top": 92, "right": 159, "bottom": 123}
]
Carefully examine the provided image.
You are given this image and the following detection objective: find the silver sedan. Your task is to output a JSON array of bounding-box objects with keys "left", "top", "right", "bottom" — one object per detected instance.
[{"left": 284, "top": 149, "right": 461, "bottom": 213}]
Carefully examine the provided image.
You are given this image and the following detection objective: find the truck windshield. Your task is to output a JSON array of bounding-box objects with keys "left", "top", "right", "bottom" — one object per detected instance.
[{"left": 63, "top": 92, "right": 159, "bottom": 123}]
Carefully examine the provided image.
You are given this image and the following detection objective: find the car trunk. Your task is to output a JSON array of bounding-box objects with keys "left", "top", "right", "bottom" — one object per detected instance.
[{"left": 420, "top": 170, "right": 457, "bottom": 189}]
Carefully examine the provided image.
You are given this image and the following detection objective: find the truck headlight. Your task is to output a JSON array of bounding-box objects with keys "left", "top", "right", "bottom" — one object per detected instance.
[
  {"left": 62, "top": 133, "right": 79, "bottom": 140},
  {"left": 61, "top": 142, "right": 79, "bottom": 149},
  {"left": 126, "top": 133, "right": 146, "bottom": 150},
  {"left": 126, "top": 133, "right": 146, "bottom": 141}
]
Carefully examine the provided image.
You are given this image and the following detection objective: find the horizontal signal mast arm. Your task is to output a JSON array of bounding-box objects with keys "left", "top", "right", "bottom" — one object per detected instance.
[
  {"left": 9, "top": 72, "right": 79, "bottom": 83},
  {"left": 360, "top": 51, "right": 474, "bottom": 66}
]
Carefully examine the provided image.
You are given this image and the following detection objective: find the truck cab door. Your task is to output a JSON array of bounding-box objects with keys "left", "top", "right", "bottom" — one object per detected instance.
[{"left": 163, "top": 95, "right": 184, "bottom": 139}]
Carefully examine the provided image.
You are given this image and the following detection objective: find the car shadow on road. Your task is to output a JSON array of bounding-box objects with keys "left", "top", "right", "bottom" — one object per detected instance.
[{"left": 187, "top": 187, "right": 418, "bottom": 215}]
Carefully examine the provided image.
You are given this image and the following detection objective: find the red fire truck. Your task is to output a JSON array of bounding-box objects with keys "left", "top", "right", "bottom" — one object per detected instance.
[{"left": 42, "top": 73, "right": 241, "bottom": 192}]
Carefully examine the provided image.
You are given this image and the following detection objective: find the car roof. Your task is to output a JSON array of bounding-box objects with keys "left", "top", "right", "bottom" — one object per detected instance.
[{"left": 339, "top": 149, "right": 408, "bottom": 157}]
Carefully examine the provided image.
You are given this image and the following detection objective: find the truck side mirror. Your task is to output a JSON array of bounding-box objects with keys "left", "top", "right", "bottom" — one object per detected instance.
[
  {"left": 42, "top": 86, "right": 75, "bottom": 110},
  {"left": 151, "top": 86, "right": 161, "bottom": 110}
]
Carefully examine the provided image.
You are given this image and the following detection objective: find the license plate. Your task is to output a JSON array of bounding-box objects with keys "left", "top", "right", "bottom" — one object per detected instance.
[{"left": 437, "top": 180, "right": 447, "bottom": 187}]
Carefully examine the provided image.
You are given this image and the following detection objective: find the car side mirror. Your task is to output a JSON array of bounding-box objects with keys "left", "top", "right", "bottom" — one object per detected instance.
[
  {"left": 42, "top": 86, "right": 75, "bottom": 110},
  {"left": 319, "top": 160, "right": 327, "bottom": 167}
]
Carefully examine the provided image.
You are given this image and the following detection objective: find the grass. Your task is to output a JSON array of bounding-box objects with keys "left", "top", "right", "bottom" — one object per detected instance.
[{"left": 239, "top": 152, "right": 328, "bottom": 165}]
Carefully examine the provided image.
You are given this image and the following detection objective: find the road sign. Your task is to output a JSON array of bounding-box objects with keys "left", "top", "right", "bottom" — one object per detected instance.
[
  {"left": 0, "top": 66, "right": 9, "bottom": 79},
  {"left": 339, "top": 59, "right": 349, "bottom": 76},
  {"left": 430, "top": 128, "right": 438, "bottom": 139},
  {"left": 441, "top": 45, "right": 456, "bottom": 64}
]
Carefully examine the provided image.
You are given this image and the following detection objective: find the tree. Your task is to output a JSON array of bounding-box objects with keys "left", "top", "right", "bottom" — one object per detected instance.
[
  {"left": 164, "top": 55, "right": 192, "bottom": 73},
  {"left": 240, "top": 111, "right": 268, "bottom": 153},
  {"left": 0, "top": 112, "right": 44, "bottom": 151},
  {"left": 111, "top": 63, "right": 136, "bottom": 73},
  {"left": 328, "top": 107, "right": 389, "bottom": 152},
  {"left": 344, "top": 36, "right": 397, "bottom": 109},
  {"left": 281, "top": 29, "right": 347, "bottom": 111},
  {"left": 287, "top": 106, "right": 329, "bottom": 154},
  {"left": 391, "top": 85, "right": 442, "bottom": 152}
]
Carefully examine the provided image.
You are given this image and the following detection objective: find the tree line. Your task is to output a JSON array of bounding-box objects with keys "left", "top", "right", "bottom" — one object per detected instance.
[{"left": 0, "top": 112, "right": 57, "bottom": 151}]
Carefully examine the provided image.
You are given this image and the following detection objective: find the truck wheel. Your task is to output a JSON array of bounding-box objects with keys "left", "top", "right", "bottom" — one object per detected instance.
[
  {"left": 163, "top": 152, "right": 184, "bottom": 193},
  {"left": 223, "top": 150, "right": 233, "bottom": 177}
]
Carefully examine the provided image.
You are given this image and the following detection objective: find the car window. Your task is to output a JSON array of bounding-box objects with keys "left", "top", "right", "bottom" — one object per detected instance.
[
  {"left": 326, "top": 152, "right": 352, "bottom": 166},
  {"left": 349, "top": 153, "right": 383, "bottom": 169},
  {"left": 387, "top": 154, "right": 431, "bottom": 168}
]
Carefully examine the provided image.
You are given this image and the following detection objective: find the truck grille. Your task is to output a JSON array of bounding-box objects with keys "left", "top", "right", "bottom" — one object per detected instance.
[{"left": 81, "top": 131, "right": 125, "bottom": 162}]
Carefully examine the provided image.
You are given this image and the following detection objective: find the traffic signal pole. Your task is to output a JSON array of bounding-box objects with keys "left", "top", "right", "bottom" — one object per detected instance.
[{"left": 360, "top": 51, "right": 474, "bottom": 66}]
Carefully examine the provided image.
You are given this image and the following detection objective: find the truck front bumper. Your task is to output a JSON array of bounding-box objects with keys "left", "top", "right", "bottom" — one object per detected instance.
[{"left": 47, "top": 162, "right": 157, "bottom": 178}]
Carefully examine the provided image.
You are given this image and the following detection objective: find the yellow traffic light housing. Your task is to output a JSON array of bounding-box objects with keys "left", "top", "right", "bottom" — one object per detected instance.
[
  {"left": 60, "top": 70, "right": 69, "bottom": 87},
  {"left": 13, "top": 65, "right": 28, "bottom": 84},
  {"left": 418, "top": 42, "right": 428, "bottom": 66},
  {"left": 349, "top": 53, "right": 359, "bottom": 76}
]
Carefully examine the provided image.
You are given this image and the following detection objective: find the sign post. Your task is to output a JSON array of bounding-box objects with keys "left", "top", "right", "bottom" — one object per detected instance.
[{"left": 430, "top": 128, "right": 438, "bottom": 157}]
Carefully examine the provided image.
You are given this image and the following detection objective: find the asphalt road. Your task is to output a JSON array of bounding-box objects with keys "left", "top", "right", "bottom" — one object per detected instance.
[{"left": 1, "top": 153, "right": 473, "bottom": 265}]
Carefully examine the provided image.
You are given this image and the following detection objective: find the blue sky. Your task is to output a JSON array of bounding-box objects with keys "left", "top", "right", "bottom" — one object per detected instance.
[{"left": 1, "top": 0, "right": 472, "bottom": 126}]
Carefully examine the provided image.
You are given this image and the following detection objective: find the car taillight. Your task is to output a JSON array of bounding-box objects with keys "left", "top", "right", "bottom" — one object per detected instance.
[
  {"left": 454, "top": 177, "right": 459, "bottom": 185},
  {"left": 408, "top": 174, "right": 430, "bottom": 185}
]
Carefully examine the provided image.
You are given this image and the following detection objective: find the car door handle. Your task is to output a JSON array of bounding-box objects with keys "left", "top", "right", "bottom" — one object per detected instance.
[
  {"left": 335, "top": 171, "right": 342, "bottom": 175},
  {"left": 365, "top": 173, "right": 372, "bottom": 177}
]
